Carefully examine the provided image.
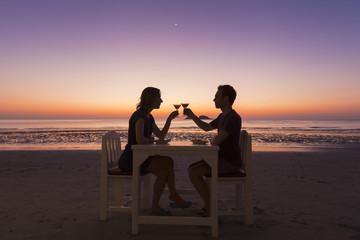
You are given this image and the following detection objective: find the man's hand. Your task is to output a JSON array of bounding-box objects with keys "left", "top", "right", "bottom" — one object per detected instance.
[{"left": 183, "top": 108, "right": 195, "bottom": 119}]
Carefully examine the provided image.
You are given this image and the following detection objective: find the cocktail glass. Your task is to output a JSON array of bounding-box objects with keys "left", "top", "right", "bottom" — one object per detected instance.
[
  {"left": 181, "top": 103, "right": 189, "bottom": 108},
  {"left": 173, "top": 104, "right": 181, "bottom": 110},
  {"left": 181, "top": 103, "right": 189, "bottom": 117}
]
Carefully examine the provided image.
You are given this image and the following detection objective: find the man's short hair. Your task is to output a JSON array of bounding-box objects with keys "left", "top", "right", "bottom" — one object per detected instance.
[{"left": 218, "top": 85, "right": 237, "bottom": 105}]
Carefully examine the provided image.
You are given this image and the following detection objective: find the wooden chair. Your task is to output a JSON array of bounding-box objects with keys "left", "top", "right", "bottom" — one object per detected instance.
[
  {"left": 99, "top": 131, "right": 150, "bottom": 221},
  {"left": 206, "top": 130, "right": 254, "bottom": 224}
]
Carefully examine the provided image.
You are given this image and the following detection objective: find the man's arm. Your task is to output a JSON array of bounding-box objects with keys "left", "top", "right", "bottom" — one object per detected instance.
[
  {"left": 183, "top": 108, "right": 214, "bottom": 132},
  {"left": 211, "top": 130, "right": 229, "bottom": 145}
]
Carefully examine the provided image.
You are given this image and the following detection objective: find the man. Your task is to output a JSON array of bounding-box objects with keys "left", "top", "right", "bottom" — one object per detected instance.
[{"left": 184, "top": 85, "right": 242, "bottom": 217}]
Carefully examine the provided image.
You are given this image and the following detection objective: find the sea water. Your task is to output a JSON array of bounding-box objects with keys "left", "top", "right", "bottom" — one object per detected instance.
[{"left": 0, "top": 119, "right": 359, "bottom": 151}]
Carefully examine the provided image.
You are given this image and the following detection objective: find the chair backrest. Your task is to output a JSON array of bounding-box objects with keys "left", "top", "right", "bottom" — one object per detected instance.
[
  {"left": 101, "top": 131, "right": 122, "bottom": 170},
  {"left": 239, "top": 130, "right": 252, "bottom": 175}
]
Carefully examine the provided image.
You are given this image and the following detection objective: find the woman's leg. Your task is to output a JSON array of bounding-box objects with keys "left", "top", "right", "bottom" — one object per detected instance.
[
  {"left": 146, "top": 156, "right": 182, "bottom": 210},
  {"left": 188, "top": 161, "right": 210, "bottom": 216},
  {"left": 147, "top": 166, "right": 168, "bottom": 211}
]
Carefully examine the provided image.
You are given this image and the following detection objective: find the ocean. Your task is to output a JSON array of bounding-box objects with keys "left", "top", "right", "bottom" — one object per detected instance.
[{"left": 0, "top": 119, "right": 359, "bottom": 151}]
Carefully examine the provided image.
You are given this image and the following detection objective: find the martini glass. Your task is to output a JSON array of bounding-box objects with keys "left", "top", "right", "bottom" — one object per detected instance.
[
  {"left": 173, "top": 104, "right": 181, "bottom": 110},
  {"left": 181, "top": 103, "right": 189, "bottom": 117},
  {"left": 173, "top": 104, "right": 181, "bottom": 117},
  {"left": 181, "top": 103, "right": 189, "bottom": 108}
]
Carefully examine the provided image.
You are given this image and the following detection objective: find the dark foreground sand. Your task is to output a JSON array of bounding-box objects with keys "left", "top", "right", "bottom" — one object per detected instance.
[{"left": 0, "top": 149, "right": 359, "bottom": 240}]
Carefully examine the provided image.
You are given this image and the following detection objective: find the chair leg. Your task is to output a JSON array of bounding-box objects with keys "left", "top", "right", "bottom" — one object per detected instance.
[
  {"left": 235, "top": 184, "right": 242, "bottom": 211},
  {"left": 244, "top": 180, "right": 254, "bottom": 224},
  {"left": 114, "top": 180, "right": 122, "bottom": 207},
  {"left": 99, "top": 178, "right": 108, "bottom": 221}
]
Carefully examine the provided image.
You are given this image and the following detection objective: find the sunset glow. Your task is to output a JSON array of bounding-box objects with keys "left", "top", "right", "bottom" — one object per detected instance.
[{"left": 1, "top": 0, "right": 359, "bottom": 120}]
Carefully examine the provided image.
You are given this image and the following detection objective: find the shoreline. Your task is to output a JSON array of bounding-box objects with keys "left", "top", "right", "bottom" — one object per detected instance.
[
  {"left": 1, "top": 149, "right": 359, "bottom": 239},
  {"left": 1, "top": 144, "right": 359, "bottom": 152}
]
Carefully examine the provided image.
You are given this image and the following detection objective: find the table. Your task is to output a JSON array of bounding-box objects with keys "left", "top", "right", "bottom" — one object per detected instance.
[{"left": 132, "top": 143, "right": 220, "bottom": 237}]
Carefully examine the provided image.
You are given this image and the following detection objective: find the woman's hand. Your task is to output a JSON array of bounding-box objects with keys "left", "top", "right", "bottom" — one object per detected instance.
[
  {"left": 152, "top": 111, "right": 178, "bottom": 140},
  {"left": 168, "top": 110, "right": 179, "bottom": 121}
]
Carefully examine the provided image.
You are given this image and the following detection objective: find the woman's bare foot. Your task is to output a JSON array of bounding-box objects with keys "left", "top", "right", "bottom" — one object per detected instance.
[
  {"left": 197, "top": 207, "right": 206, "bottom": 215},
  {"left": 169, "top": 194, "right": 183, "bottom": 204},
  {"left": 202, "top": 209, "right": 210, "bottom": 217}
]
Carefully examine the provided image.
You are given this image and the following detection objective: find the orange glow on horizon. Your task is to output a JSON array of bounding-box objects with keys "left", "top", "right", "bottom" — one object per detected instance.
[
  {"left": 2, "top": 100, "right": 359, "bottom": 120},
  {"left": 1, "top": 92, "right": 359, "bottom": 120}
]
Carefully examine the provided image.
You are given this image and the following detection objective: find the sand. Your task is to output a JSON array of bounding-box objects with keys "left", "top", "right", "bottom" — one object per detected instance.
[{"left": 1, "top": 149, "right": 359, "bottom": 240}]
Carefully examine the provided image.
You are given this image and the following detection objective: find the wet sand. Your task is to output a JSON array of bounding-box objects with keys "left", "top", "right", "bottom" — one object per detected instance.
[{"left": 0, "top": 149, "right": 359, "bottom": 239}]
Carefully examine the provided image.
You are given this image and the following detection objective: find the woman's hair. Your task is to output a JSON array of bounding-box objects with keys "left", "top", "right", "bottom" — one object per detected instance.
[{"left": 136, "top": 87, "right": 161, "bottom": 111}]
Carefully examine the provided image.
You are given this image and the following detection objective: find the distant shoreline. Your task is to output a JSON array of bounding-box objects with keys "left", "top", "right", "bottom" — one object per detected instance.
[
  {"left": 1, "top": 143, "right": 359, "bottom": 152},
  {"left": 184, "top": 115, "right": 212, "bottom": 120},
  {"left": 1, "top": 119, "right": 359, "bottom": 151}
]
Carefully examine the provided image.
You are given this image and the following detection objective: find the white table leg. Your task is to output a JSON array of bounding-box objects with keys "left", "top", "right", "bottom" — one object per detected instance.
[
  {"left": 210, "top": 155, "right": 218, "bottom": 238},
  {"left": 132, "top": 152, "right": 147, "bottom": 235},
  {"left": 131, "top": 146, "right": 219, "bottom": 237},
  {"left": 201, "top": 152, "right": 219, "bottom": 238}
]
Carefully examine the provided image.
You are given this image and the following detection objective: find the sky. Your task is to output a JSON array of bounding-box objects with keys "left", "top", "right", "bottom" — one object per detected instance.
[{"left": 1, "top": 0, "right": 359, "bottom": 120}]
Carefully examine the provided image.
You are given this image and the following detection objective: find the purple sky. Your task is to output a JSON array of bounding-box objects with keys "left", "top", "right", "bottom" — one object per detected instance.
[{"left": 1, "top": 0, "right": 359, "bottom": 119}]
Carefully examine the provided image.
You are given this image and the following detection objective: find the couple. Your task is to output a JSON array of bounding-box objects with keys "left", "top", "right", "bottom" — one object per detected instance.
[{"left": 118, "top": 85, "right": 242, "bottom": 217}]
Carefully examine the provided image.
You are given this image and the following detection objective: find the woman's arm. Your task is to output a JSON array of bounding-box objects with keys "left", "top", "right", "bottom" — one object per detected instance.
[
  {"left": 152, "top": 111, "right": 178, "bottom": 140},
  {"left": 135, "top": 118, "right": 154, "bottom": 144}
]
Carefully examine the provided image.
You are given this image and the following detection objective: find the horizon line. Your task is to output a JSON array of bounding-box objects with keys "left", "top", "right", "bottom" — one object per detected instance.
[{"left": 1, "top": 116, "right": 359, "bottom": 121}]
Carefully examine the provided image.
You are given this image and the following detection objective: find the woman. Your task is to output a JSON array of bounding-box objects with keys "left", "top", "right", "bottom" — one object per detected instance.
[{"left": 118, "top": 87, "right": 191, "bottom": 215}]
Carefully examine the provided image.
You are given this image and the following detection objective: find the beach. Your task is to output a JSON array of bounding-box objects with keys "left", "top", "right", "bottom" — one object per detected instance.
[{"left": 1, "top": 149, "right": 359, "bottom": 240}]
